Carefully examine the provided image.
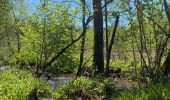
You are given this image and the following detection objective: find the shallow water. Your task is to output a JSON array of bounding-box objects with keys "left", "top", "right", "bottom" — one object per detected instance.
[
  {"left": 47, "top": 76, "right": 73, "bottom": 89},
  {"left": 0, "top": 66, "right": 10, "bottom": 70}
]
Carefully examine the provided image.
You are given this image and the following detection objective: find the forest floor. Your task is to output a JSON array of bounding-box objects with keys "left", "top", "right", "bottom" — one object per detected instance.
[{"left": 0, "top": 66, "right": 170, "bottom": 99}]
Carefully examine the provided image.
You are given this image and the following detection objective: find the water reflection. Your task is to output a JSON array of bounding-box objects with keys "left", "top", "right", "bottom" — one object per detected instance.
[{"left": 47, "top": 77, "right": 73, "bottom": 89}]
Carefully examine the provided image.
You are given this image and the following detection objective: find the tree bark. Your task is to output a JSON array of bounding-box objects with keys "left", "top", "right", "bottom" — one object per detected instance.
[
  {"left": 93, "top": 0, "right": 104, "bottom": 73},
  {"left": 76, "top": 0, "right": 86, "bottom": 77},
  {"left": 136, "top": 0, "right": 150, "bottom": 75},
  {"left": 106, "top": 15, "right": 119, "bottom": 75},
  {"left": 105, "top": 0, "right": 109, "bottom": 75}
]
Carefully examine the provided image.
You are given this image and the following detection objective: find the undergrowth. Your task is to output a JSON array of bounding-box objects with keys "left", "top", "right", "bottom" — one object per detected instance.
[
  {"left": 53, "top": 77, "right": 116, "bottom": 99},
  {"left": 1, "top": 67, "right": 170, "bottom": 100},
  {"left": 0, "top": 67, "right": 52, "bottom": 100},
  {"left": 120, "top": 83, "right": 170, "bottom": 100}
]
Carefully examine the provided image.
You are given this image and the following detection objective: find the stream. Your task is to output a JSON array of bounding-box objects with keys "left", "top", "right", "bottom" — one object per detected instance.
[
  {"left": 0, "top": 66, "right": 10, "bottom": 70},
  {"left": 47, "top": 76, "right": 73, "bottom": 89},
  {"left": 0, "top": 66, "right": 141, "bottom": 90},
  {"left": 0, "top": 66, "right": 73, "bottom": 89}
]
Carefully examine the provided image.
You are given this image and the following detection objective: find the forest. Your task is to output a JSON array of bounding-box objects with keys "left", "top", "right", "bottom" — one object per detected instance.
[{"left": 0, "top": 0, "right": 170, "bottom": 99}]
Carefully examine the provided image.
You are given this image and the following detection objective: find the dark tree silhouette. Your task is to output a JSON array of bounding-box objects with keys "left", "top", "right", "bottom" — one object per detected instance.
[{"left": 93, "top": 0, "right": 104, "bottom": 73}]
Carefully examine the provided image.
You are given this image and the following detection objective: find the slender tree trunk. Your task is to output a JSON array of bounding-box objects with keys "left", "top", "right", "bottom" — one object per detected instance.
[
  {"left": 136, "top": 0, "right": 150, "bottom": 75},
  {"left": 70, "top": 25, "right": 74, "bottom": 42},
  {"left": 17, "top": 32, "right": 20, "bottom": 54},
  {"left": 35, "top": 0, "right": 47, "bottom": 75},
  {"left": 76, "top": 0, "right": 86, "bottom": 77},
  {"left": 162, "top": 0, "right": 170, "bottom": 76},
  {"left": 151, "top": 1, "right": 159, "bottom": 75},
  {"left": 93, "top": 0, "right": 104, "bottom": 73},
  {"left": 128, "top": 1, "right": 138, "bottom": 84},
  {"left": 39, "top": 0, "right": 47, "bottom": 67},
  {"left": 105, "top": 0, "right": 109, "bottom": 75},
  {"left": 5, "top": 13, "right": 14, "bottom": 55},
  {"left": 163, "top": 51, "right": 170, "bottom": 76},
  {"left": 106, "top": 15, "right": 119, "bottom": 75},
  {"left": 13, "top": 12, "right": 21, "bottom": 64},
  {"left": 136, "top": 0, "right": 143, "bottom": 69}
]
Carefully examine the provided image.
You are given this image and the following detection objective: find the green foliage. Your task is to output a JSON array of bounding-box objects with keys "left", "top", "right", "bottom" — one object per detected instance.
[
  {"left": 51, "top": 48, "right": 79, "bottom": 74},
  {"left": 53, "top": 77, "right": 116, "bottom": 99},
  {"left": 110, "top": 60, "right": 132, "bottom": 70},
  {"left": 0, "top": 67, "right": 52, "bottom": 99},
  {"left": 11, "top": 2, "right": 80, "bottom": 73},
  {"left": 120, "top": 83, "right": 170, "bottom": 100},
  {"left": 1, "top": 0, "right": 170, "bottom": 99},
  {"left": 54, "top": 77, "right": 97, "bottom": 99}
]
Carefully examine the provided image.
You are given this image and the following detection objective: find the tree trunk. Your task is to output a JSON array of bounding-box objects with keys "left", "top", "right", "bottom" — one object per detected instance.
[
  {"left": 136, "top": 0, "right": 150, "bottom": 75},
  {"left": 106, "top": 15, "right": 119, "bottom": 75},
  {"left": 162, "top": 0, "right": 170, "bottom": 77},
  {"left": 105, "top": 0, "right": 109, "bottom": 75},
  {"left": 93, "top": 0, "right": 104, "bottom": 73},
  {"left": 76, "top": 0, "right": 86, "bottom": 77},
  {"left": 163, "top": 51, "right": 170, "bottom": 76}
]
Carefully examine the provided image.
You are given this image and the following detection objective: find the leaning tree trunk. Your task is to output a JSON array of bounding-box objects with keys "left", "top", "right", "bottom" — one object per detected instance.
[{"left": 93, "top": 0, "right": 104, "bottom": 73}]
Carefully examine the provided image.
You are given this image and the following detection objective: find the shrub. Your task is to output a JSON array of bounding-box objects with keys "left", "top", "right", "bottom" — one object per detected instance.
[
  {"left": 119, "top": 83, "right": 170, "bottom": 100},
  {"left": 53, "top": 77, "right": 117, "bottom": 99},
  {"left": 0, "top": 67, "right": 52, "bottom": 99}
]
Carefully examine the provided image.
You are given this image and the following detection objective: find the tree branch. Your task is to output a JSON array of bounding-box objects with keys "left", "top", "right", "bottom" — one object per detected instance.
[
  {"left": 143, "top": 13, "right": 168, "bottom": 36},
  {"left": 34, "top": 0, "right": 115, "bottom": 77}
]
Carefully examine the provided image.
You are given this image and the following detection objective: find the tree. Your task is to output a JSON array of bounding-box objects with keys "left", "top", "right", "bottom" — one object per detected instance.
[
  {"left": 105, "top": 0, "right": 109, "bottom": 74},
  {"left": 93, "top": 0, "right": 104, "bottom": 73},
  {"left": 162, "top": 0, "right": 170, "bottom": 77},
  {"left": 76, "top": 0, "right": 87, "bottom": 77},
  {"left": 0, "top": 0, "right": 16, "bottom": 65},
  {"left": 105, "top": 15, "right": 119, "bottom": 75}
]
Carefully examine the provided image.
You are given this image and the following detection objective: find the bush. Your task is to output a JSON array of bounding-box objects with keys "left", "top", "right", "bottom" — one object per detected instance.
[
  {"left": 119, "top": 83, "right": 170, "bottom": 100},
  {"left": 51, "top": 49, "right": 79, "bottom": 74},
  {"left": 110, "top": 60, "right": 132, "bottom": 70},
  {"left": 53, "top": 77, "right": 116, "bottom": 99},
  {"left": 0, "top": 67, "right": 52, "bottom": 99}
]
